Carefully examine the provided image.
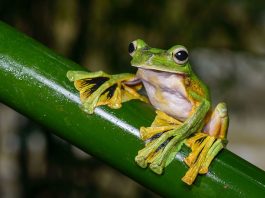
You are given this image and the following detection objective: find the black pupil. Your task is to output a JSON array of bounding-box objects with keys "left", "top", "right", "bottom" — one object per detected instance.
[
  {"left": 175, "top": 50, "right": 188, "bottom": 61},
  {"left": 128, "top": 42, "right": 135, "bottom": 54}
]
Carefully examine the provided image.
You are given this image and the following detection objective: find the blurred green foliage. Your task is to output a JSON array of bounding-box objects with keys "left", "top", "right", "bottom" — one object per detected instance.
[{"left": 1, "top": 0, "right": 264, "bottom": 73}]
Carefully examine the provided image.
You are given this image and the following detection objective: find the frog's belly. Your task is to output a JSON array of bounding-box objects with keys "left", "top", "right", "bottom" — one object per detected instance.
[{"left": 142, "top": 81, "right": 192, "bottom": 121}]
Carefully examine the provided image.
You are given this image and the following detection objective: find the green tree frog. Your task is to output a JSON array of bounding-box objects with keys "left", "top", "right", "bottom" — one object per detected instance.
[{"left": 67, "top": 39, "right": 229, "bottom": 185}]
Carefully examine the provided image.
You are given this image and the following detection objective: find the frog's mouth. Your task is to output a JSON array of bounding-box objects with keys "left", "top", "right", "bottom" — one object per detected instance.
[{"left": 133, "top": 65, "right": 187, "bottom": 76}]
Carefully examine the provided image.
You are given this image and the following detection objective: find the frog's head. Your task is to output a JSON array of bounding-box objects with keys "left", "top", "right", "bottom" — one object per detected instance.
[{"left": 129, "top": 39, "right": 191, "bottom": 75}]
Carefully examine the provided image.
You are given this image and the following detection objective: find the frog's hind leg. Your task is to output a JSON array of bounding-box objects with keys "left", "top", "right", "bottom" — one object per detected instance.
[
  {"left": 204, "top": 102, "right": 229, "bottom": 140},
  {"left": 199, "top": 102, "right": 228, "bottom": 173},
  {"left": 182, "top": 102, "right": 228, "bottom": 185}
]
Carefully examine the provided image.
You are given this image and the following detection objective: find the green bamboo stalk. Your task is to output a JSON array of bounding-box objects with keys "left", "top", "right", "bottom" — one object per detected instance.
[{"left": 0, "top": 21, "right": 264, "bottom": 197}]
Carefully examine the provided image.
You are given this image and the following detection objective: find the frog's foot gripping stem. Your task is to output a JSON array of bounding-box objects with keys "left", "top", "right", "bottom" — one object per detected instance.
[
  {"left": 135, "top": 99, "right": 210, "bottom": 181},
  {"left": 135, "top": 110, "right": 184, "bottom": 174},
  {"left": 182, "top": 134, "right": 225, "bottom": 185},
  {"left": 67, "top": 71, "right": 147, "bottom": 113},
  {"left": 182, "top": 102, "right": 228, "bottom": 185}
]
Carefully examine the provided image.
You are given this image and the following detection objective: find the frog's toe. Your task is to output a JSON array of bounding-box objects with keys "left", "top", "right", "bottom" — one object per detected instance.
[
  {"left": 82, "top": 102, "right": 95, "bottom": 114},
  {"left": 182, "top": 135, "right": 222, "bottom": 185},
  {"left": 150, "top": 163, "right": 163, "bottom": 175},
  {"left": 184, "top": 133, "right": 209, "bottom": 167},
  {"left": 82, "top": 107, "right": 94, "bottom": 114},
  {"left": 199, "top": 167, "right": 208, "bottom": 174},
  {"left": 181, "top": 175, "right": 194, "bottom": 186},
  {"left": 199, "top": 139, "right": 224, "bottom": 174},
  {"left": 135, "top": 155, "right": 147, "bottom": 168},
  {"left": 150, "top": 137, "right": 185, "bottom": 175},
  {"left": 135, "top": 128, "right": 182, "bottom": 172}
]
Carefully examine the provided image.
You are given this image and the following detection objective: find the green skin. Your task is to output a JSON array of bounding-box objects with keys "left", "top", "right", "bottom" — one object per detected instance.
[{"left": 67, "top": 39, "right": 228, "bottom": 185}]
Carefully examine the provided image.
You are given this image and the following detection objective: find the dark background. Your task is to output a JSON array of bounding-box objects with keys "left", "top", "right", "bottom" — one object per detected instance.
[{"left": 0, "top": 0, "right": 264, "bottom": 197}]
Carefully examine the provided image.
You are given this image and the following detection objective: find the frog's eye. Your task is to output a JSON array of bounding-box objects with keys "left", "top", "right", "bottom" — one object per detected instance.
[
  {"left": 128, "top": 41, "right": 137, "bottom": 56},
  {"left": 172, "top": 47, "right": 189, "bottom": 65}
]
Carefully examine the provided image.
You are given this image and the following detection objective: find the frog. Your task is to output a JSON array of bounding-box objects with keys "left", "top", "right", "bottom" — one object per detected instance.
[{"left": 67, "top": 39, "right": 229, "bottom": 185}]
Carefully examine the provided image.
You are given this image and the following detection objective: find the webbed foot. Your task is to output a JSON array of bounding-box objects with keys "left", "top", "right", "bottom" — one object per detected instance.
[
  {"left": 67, "top": 71, "right": 147, "bottom": 113},
  {"left": 182, "top": 133, "right": 225, "bottom": 185},
  {"left": 135, "top": 110, "right": 185, "bottom": 174},
  {"left": 135, "top": 135, "right": 185, "bottom": 175},
  {"left": 182, "top": 102, "right": 228, "bottom": 185}
]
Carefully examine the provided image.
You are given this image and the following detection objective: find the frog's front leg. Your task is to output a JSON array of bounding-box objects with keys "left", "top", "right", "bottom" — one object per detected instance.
[
  {"left": 135, "top": 96, "right": 210, "bottom": 175},
  {"left": 182, "top": 102, "right": 228, "bottom": 185},
  {"left": 67, "top": 71, "right": 147, "bottom": 114}
]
